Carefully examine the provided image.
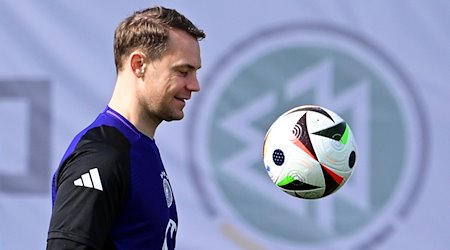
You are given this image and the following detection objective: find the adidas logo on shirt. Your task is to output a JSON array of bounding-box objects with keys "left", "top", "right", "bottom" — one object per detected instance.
[{"left": 73, "top": 168, "right": 103, "bottom": 191}]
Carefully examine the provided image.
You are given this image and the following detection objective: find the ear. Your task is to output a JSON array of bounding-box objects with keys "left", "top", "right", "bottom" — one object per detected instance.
[{"left": 130, "top": 52, "right": 146, "bottom": 78}]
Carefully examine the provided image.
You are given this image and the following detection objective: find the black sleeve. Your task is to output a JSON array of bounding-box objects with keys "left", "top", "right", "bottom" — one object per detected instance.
[
  {"left": 47, "top": 238, "right": 96, "bottom": 250},
  {"left": 47, "top": 131, "right": 130, "bottom": 249}
]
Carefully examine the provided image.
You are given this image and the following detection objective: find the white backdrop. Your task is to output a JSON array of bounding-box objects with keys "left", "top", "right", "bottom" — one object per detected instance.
[{"left": 0, "top": 0, "right": 449, "bottom": 249}]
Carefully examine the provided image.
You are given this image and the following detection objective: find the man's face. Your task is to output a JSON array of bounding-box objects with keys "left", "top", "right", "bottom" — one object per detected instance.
[{"left": 139, "top": 29, "right": 201, "bottom": 122}]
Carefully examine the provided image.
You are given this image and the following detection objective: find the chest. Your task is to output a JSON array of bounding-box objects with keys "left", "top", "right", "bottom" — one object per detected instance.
[{"left": 128, "top": 146, "right": 177, "bottom": 220}]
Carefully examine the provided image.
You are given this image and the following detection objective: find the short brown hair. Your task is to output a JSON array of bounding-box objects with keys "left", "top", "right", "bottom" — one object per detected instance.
[{"left": 113, "top": 6, "right": 205, "bottom": 72}]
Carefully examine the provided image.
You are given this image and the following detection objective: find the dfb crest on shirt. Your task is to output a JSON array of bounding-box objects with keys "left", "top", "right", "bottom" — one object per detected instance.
[{"left": 161, "top": 171, "right": 174, "bottom": 208}]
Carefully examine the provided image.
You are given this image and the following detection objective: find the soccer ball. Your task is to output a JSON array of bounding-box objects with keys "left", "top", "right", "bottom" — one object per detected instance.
[{"left": 262, "top": 105, "right": 357, "bottom": 199}]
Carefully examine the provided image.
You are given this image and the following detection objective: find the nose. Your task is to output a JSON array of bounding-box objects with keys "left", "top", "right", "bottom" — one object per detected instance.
[{"left": 188, "top": 75, "right": 200, "bottom": 93}]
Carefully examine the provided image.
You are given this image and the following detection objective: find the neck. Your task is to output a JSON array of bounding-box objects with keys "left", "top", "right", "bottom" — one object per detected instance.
[{"left": 108, "top": 74, "right": 161, "bottom": 139}]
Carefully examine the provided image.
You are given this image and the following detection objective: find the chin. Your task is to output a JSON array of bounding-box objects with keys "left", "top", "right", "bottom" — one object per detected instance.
[{"left": 165, "top": 112, "right": 184, "bottom": 121}]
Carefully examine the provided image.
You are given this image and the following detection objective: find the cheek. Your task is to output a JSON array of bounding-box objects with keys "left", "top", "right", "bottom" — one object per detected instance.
[{"left": 137, "top": 81, "right": 156, "bottom": 105}]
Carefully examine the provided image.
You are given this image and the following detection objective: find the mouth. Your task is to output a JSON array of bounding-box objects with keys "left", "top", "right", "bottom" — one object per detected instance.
[
  {"left": 176, "top": 95, "right": 190, "bottom": 101},
  {"left": 175, "top": 97, "right": 188, "bottom": 105}
]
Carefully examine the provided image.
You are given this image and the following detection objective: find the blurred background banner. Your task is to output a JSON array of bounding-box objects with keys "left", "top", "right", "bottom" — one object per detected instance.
[{"left": 0, "top": 1, "right": 448, "bottom": 249}]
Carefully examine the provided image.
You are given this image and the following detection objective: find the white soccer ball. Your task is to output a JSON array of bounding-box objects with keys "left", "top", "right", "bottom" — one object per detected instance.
[{"left": 263, "top": 105, "right": 357, "bottom": 199}]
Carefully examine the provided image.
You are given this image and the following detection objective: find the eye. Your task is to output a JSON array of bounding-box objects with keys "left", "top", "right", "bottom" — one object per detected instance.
[
  {"left": 173, "top": 64, "right": 197, "bottom": 77},
  {"left": 177, "top": 70, "right": 189, "bottom": 77}
]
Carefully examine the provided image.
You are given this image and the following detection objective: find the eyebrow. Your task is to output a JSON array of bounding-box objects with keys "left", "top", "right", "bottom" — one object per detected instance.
[{"left": 174, "top": 63, "right": 201, "bottom": 71}]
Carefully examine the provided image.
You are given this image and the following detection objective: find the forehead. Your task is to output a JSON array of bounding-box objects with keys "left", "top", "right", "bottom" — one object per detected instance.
[{"left": 164, "top": 29, "right": 201, "bottom": 68}]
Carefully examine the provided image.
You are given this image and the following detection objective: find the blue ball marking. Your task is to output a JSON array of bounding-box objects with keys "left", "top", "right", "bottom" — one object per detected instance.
[{"left": 272, "top": 149, "right": 285, "bottom": 166}]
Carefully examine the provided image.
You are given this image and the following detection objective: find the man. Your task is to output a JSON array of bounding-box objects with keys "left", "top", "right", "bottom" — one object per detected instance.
[{"left": 47, "top": 6, "right": 205, "bottom": 249}]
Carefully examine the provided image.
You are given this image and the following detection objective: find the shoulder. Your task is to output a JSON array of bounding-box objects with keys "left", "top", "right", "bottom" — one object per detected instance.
[
  {"left": 77, "top": 125, "right": 131, "bottom": 154},
  {"left": 57, "top": 125, "right": 132, "bottom": 188}
]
